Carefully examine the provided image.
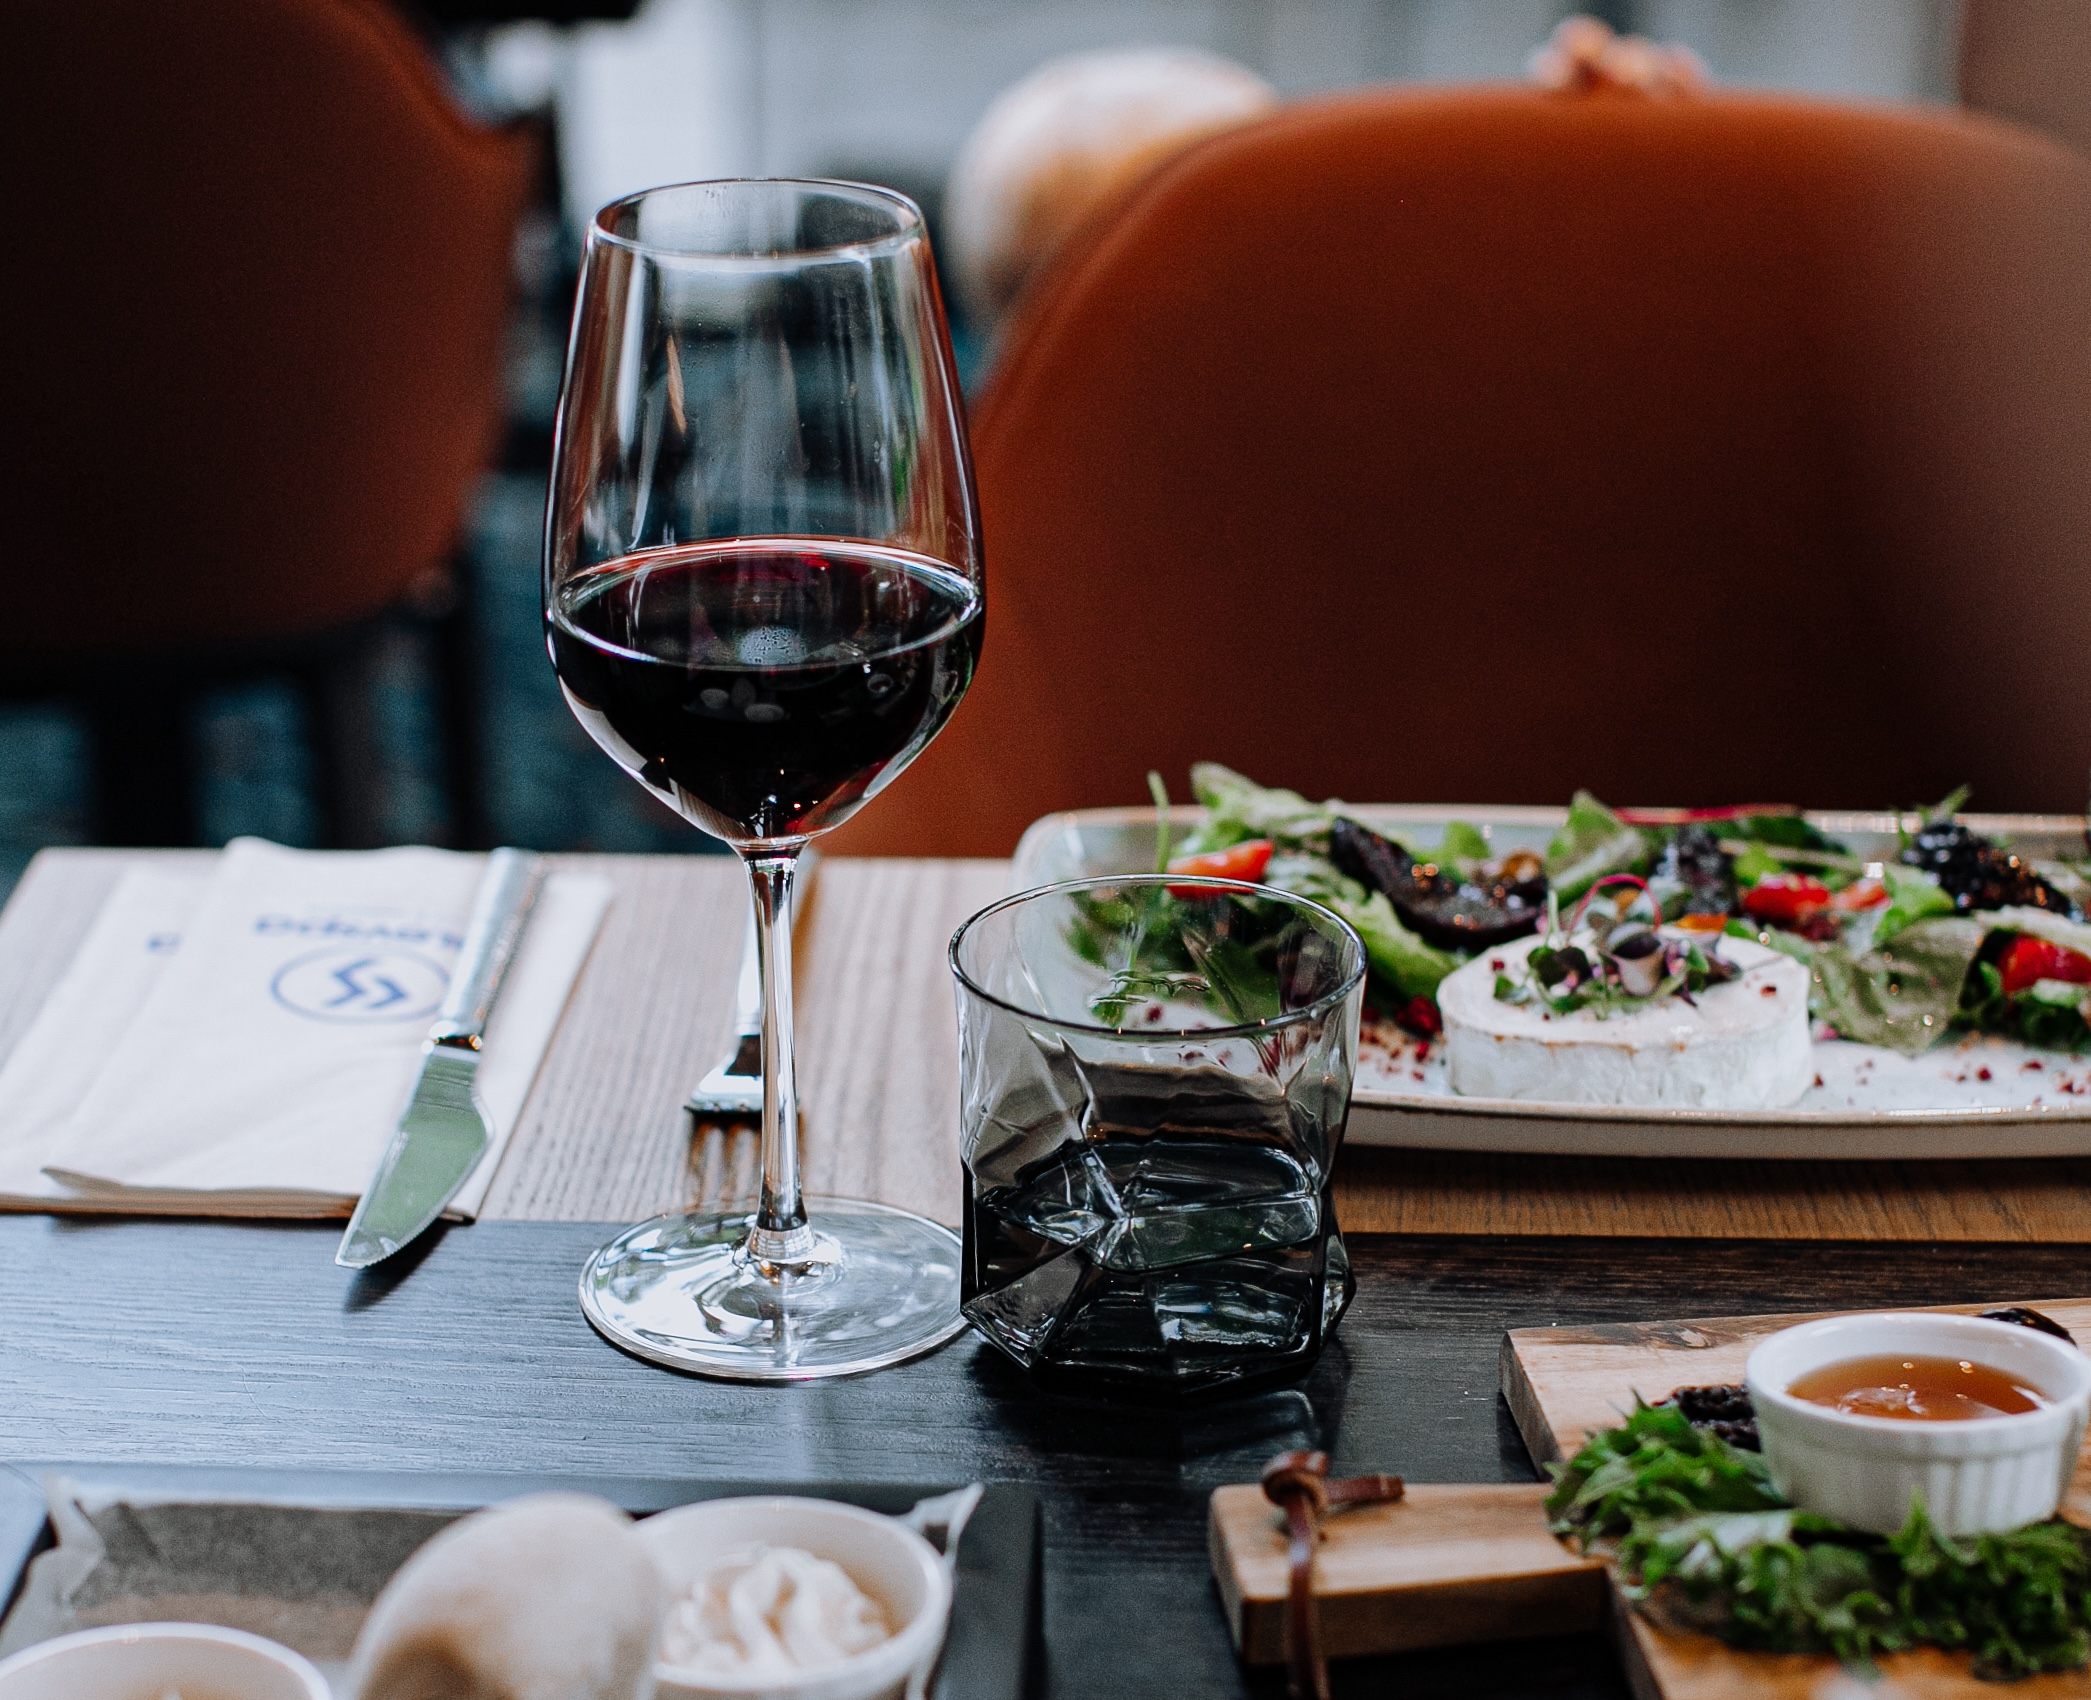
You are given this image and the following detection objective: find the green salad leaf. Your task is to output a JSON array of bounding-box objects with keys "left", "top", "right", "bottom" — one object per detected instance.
[
  {"left": 1792, "top": 902, "right": 2091, "bottom": 1055},
  {"left": 1727, "top": 812, "right": 1849, "bottom": 854},
  {"left": 1162, "top": 767, "right": 1460, "bottom": 999},
  {"left": 1960, "top": 952, "right": 2091, "bottom": 1053},
  {"left": 1801, "top": 916, "right": 1988, "bottom": 1055},
  {"left": 1260, "top": 852, "right": 1458, "bottom": 1001},
  {"left": 1549, "top": 1402, "right": 2091, "bottom": 1679},
  {"left": 1072, "top": 882, "right": 1287, "bottom": 1030},
  {"left": 1435, "top": 819, "right": 1491, "bottom": 867},
  {"left": 1547, "top": 1402, "right": 1787, "bottom": 1539},
  {"left": 1870, "top": 864, "right": 1956, "bottom": 949},
  {"left": 1930, "top": 784, "right": 1973, "bottom": 823},
  {"left": 1182, "top": 763, "right": 1336, "bottom": 854},
  {"left": 1146, "top": 770, "right": 1175, "bottom": 870},
  {"left": 1545, "top": 792, "right": 1652, "bottom": 902},
  {"left": 1729, "top": 841, "right": 1784, "bottom": 887}
]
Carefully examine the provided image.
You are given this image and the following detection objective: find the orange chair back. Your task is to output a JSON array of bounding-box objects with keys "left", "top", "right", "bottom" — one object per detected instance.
[
  {"left": 3, "top": 0, "right": 532, "bottom": 661},
  {"left": 834, "top": 88, "right": 2091, "bottom": 857}
]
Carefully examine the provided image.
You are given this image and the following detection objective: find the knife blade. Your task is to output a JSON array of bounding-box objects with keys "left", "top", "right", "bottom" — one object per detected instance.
[{"left": 336, "top": 848, "right": 546, "bottom": 1268}]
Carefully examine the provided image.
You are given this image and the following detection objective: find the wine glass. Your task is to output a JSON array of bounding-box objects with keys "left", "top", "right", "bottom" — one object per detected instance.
[{"left": 549, "top": 180, "right": 983, "bottom": 1380}]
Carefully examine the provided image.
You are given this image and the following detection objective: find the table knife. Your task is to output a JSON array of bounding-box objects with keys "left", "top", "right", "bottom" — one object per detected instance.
[{"left": 336, "top": 849, "right": 546, "bottom": 1269}]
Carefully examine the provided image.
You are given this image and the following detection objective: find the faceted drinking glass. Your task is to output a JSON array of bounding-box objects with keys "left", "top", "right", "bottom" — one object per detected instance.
[
  {"left": 551, "top": 180, "right": 983, "bottom": 1380},
  {"left": 948, "top": 876, "right": 1366, "bottom": 1398}
]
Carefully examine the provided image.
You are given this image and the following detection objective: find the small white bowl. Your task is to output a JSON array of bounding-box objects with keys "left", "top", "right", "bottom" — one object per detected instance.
[
  {"left": 637, "top": 1496, "right": 953, "bottom": 1700},
  {"left": 1746, "top": 1311, "right": 2091, "bottom": 1536},
  {"left": 0, "top": 1622, "right": 330, "bottom": 1700}
]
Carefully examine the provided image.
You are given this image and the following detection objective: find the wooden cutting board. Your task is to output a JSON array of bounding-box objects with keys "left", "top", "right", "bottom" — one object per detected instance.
[
  {"left": 1211, "top": 1296, "right": 2091, "bottom": 1698},
  {"left": 1502, "top": 1296, "right": 2091, "bottom": 1525}
]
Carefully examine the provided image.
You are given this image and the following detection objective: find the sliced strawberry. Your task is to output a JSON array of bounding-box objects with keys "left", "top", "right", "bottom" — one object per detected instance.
[{"left": 1999, "top": 935, "right": 2091, "bottom": 996}]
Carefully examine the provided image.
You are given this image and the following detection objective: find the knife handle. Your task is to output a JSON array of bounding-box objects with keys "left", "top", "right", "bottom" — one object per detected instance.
[{"left": 432, "top": 849, "right": 547, "bottom": 1049}]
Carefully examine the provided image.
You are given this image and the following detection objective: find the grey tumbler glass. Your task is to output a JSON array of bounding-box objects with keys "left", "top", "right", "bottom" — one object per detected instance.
[{"left": 948, "top": 875, "right": 1366, "bottom": 1399}]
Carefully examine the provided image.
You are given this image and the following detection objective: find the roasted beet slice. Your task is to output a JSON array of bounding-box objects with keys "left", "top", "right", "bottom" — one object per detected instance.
[{"left": 1329, "top": 817, "right": 1547, "bottom": 951}]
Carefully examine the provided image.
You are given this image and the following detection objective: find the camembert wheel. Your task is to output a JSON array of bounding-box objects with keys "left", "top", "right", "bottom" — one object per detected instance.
[{"left": 1438, "top": 933, "right": 1812, "bottom": 1109}]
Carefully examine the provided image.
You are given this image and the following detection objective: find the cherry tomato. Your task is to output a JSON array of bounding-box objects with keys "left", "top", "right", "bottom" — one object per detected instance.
[
  {"left": 1828, "top": 878, "right": 1888, "bottom": 912},
  {"left": 1742, "top": 873, "right": 1833, "bottom": 925},
  {"left": 1165, "top": 837, "right": 1274, "bottom": 895},
  {"left": 1998, "top": 934, "right": 2091, "bottom": 995}
]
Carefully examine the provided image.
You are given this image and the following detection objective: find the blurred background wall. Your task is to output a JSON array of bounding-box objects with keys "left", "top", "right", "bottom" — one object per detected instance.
[
  {"left": 0, "top": 0, "right": 2014, "bottom": 890},
  {"left": 493, "top": 0, "right": 1955, "bottom": 227}
]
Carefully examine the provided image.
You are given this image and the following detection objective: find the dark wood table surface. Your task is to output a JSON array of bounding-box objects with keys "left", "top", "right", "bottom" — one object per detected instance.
[{"left": 10, "top": 1216, "right": 2091, "bottom": 1697}]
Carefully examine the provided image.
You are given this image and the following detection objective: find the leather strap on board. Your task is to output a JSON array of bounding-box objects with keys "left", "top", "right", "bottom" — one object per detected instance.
[{"left": 1261, "top": 1450, "right": 1404, "bottom": 1700}]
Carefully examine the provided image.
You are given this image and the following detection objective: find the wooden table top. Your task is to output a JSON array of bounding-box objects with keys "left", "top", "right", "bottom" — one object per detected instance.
[
  {"left": 7, "top": 846, "right": 2091, "bottom": 1241},
  {"left": 9, "top": 1218, "right": 2091, "bottom": 1699}
]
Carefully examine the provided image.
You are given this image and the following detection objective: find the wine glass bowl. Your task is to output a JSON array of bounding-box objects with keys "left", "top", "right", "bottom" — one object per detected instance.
[
  {"left": 547, "top": 539, "right": 981, "bottom": 846},
  {"left": 551, "top": 180, "right": 981, "bottom": 1380}
]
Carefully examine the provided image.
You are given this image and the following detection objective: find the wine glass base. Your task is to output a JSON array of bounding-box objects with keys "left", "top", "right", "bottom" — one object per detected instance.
[{"left": 578, "top": 1197, "right": 966, "bottom": 1382}]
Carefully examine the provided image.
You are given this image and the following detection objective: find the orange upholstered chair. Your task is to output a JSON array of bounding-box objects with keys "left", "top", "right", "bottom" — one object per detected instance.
[
  {"left": 1, "top": 0, "right": 532, "bottom": 844},
  {"left": 833, "top": 87, "right": 2091, "bottom": 858}
]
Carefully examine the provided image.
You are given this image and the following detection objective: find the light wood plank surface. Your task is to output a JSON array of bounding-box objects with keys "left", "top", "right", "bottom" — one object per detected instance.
[
  {"left": 6, "top": 848, "right": 2091, "bottom": 1238},
  {"left": 477, "top": 855, "right": 747, "bottom": 1222},
  {"left": 1208, "top": 1481, "right": 1602, "bottom": 1666},
  {"left": 1335, "top": 1146, "right": 2091, "bottom": 1241}
]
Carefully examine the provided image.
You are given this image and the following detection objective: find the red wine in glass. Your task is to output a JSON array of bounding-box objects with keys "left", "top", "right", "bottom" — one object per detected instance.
[{"left": 547, "top": 538, "right": 983, "bottom": 847}]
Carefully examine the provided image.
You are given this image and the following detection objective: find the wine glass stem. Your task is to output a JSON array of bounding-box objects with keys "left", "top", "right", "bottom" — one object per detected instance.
[{"left": 744, "top": 849, "right": 813, "bottom": 1264}]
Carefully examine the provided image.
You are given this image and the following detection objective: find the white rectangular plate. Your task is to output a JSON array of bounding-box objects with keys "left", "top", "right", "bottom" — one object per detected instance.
[{"left": 1009, "top": 804, "right": 2091, "bottom": 1160}]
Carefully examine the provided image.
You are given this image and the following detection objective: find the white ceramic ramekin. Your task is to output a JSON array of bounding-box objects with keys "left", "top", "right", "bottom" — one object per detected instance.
[
  {"left": 0, "top": 1622, "right": 330, "bottom": 1699},
  {"left": 1745, "top": 1311, "right": 2091, "bottom": 1536},
  {"left": 637, "top": 1496, "right": 953, "bottom": 1700}
]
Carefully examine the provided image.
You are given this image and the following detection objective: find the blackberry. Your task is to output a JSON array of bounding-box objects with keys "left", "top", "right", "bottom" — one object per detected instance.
[
  {"left": 1666, "top": 1383, "right": 1759, "bottom": 1450},
  {"left": 1901, "top": 821, "right": 2079, "bottom": 918},
  {"left": 1654, "top": 824, "right": 1736, "bottom": 916}
]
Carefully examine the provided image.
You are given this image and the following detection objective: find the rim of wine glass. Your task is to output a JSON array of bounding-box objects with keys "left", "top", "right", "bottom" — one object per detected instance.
[
  {"left": 590, "top": 177, "right": 927, "bottom": 264},
  {"left": 948, "top": 874, "right": 1368, "bottom": 1042}
]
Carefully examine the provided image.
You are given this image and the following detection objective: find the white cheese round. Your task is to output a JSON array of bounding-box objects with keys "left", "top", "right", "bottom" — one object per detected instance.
[{"left": 1439, "top": 932, "right": 1812, "bottom": 1109}]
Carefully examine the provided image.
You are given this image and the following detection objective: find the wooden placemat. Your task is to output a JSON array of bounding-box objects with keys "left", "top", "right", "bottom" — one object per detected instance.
[
  {"left": 484, "top": 854, "right": 1006, "bottom": 1229},
  {"left": 5, "top": 848, "right": 2091, "bottom": 1239}
]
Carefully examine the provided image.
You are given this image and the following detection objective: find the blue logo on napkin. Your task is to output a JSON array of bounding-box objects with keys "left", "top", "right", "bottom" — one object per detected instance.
[{"left": 270, "top": 946, "right": 449, "bottom": 1024}]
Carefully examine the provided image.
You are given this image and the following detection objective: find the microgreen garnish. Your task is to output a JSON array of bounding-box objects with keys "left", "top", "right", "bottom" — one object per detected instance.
[{"left": 1494, "top": 879, "right": 1738, "bottom": 1018}]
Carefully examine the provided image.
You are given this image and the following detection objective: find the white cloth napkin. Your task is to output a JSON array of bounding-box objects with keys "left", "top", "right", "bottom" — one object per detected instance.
[{"left": 0, "top": 840, "right": 610, "bottom": 1217}]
